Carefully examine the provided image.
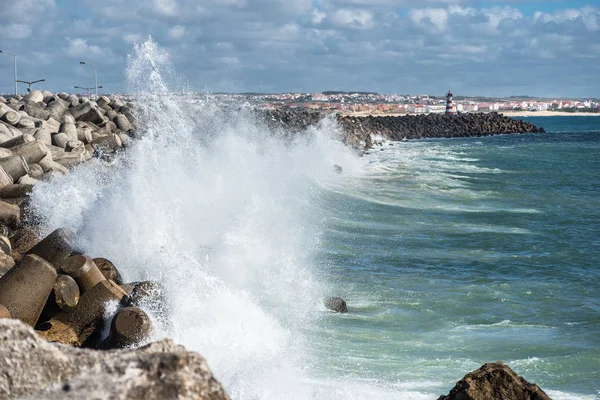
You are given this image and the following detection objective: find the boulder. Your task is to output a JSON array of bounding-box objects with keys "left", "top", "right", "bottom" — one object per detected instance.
[
  {"left": 437, "top": 361, "right": 551, "bottom": 400},
  {"left": 323, "top": 296, "right": 348, "bottom": 313},
  {"left": 0, "top": 319, "right": 229, "bottom": 399}
]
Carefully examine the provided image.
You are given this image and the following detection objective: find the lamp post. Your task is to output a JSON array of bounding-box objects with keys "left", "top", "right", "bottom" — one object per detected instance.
[
  {"left": 17, "top": 79, "right": 45, "bottom": 92},
  {"left": 0, "top": 50, "right": 17, "bottom": 96},
  {"left": 79, "top": 61, "right": 98, "bottom": 99},
  {"left": 74, "top": 85, "right": 103, "bottom": 100}
]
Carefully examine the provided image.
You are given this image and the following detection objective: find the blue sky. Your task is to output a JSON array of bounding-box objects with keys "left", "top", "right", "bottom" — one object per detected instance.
[{"left": 0, "top": 0, "right": 599, "bottom": 97}]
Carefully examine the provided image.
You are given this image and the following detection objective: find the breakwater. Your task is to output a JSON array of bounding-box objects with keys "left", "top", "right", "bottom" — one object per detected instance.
[{"left": 259, "top": 109, "right": 545, "bottom": 150}]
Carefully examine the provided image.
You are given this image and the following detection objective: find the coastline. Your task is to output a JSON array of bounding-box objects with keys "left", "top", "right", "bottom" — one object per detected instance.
[{"left": 0, "top": 90, "right": 561, "bottom": 399}]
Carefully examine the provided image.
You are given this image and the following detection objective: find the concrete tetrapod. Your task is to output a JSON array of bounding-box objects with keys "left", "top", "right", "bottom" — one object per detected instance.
[
  {"left": 93, "top": 257, "right": 123, "bottom": 284},
  {"left": 40, "top": 274, "right": 80, "bottom": 320},
  {"left": 0, "top": 254, "right": 57, "bottom": 326},
  {"left": 0, "top": 155, "right": 29, "bottom": 182},
  {"left": 61, "top": 255, "right": 106, "bottom": 293},
  {"left": 102, "top": 306, "right": 151, "bottom": 349},
  {"left": 36, "top": 279, "right": 127, "bottom": 347},
  {"left": 26, "top": 228, "right": 75, "bottom": 270}
]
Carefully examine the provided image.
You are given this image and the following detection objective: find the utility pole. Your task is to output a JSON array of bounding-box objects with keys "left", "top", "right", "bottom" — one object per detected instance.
[
  {"left": 0, "top": 50, "right": 17, "bottom": 96},
  {"left": 17, "top": 79, "right": 45, "bottom": 92},
  {"left": 74, "top": 85, "right": 103, "bottom": 100},
  {"left": 79, "top": 61, "right": 99, "bottom": 99}
]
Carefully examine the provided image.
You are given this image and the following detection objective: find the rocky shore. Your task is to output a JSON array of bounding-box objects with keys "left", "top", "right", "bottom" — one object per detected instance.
[
  {"left": 0, "top": 90, "right": 552, "bottom": 398},
  {"left": 259, "top": 109, "right": 545, "bottom": 150}
]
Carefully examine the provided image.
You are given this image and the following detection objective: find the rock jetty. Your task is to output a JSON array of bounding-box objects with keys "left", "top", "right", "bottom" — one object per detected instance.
[
  {"left": 259, "top": 109, "right": 545, "bottom": 150},
  {"left": 0, "top": 90, "right": 551, "bottom": 397}
]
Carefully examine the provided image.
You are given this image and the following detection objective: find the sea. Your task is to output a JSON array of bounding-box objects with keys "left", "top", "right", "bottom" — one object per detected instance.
[{"left": 29, "top": 40, "right": 600, "bottom": 399}]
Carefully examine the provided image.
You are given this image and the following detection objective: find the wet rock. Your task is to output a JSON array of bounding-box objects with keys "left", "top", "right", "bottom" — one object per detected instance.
[
  {"left": 36, "top": 279, "right": 126, "bottom": 347},
  {"left": 26, "top": 228, "right": 76, "bottom": 270},
  {"left": 437, "top": 361, "right": 551, "bottom": 400},
  {"left": 61, "top": 255, "right": 106, "bottom": 293},
  {"left": 101, "top": 306, "right": 151, "bottom": 349},
  {"left": 0, "top": 319, "right": 230, "bottom": 399},
  {"left": 40, "top": 274, "right": 80, "bottom": 320},
  {"left": 0, "top": 254, "right": 57, "bottom": 326},
  {"left": 93, "top": 257, "right": 123, "bottom": 284},
  {"left": 323, "top": 296, "right": 348, "bottom": 313}
]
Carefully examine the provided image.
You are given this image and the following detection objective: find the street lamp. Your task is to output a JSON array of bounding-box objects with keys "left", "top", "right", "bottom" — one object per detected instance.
[
  {"left": 17, "top": 79, "right": 45, "bottom": 92},
  {"left": 74, "top": 85, "right": 103, "bottom": 99},
  {"left": 0, "top": 50, "right": 17, "bottom": 96},
  {"left": 79, "top": 61, "right": 98, "bottom": 99}
]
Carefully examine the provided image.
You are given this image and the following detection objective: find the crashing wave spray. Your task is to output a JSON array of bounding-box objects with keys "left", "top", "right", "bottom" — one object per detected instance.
[{"left": 29, "top": 38, "right": 362, "bottom": 398}]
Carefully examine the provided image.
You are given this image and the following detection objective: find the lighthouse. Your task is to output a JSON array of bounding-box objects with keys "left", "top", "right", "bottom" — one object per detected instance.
[{"left": 445, "top": 91, "right": 455, "bottom": 115}]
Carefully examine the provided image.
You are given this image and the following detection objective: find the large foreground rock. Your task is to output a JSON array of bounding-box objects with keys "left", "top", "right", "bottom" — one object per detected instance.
[
  {"left": 438, "top": 361, "right": 551, "bottom": 400},
  {"left": 0, "top": 319, "right": 229, "bottom": 400}
]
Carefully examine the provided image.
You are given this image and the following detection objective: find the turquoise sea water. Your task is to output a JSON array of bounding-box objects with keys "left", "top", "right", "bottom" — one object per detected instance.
[{"left": 311, "top": 116, "right": 600, "bottom": 398}]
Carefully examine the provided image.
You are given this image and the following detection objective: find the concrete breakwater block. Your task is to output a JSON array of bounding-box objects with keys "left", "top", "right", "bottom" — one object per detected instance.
[
  {"left": 13, "top": 140, "right": 50, "bottom": 164},
  {"left": 0, "top": 133, "right": 34, "bottom": 149},
  {"left": 0, "top": 155, "right": 29, "bottom": 181},
  {"left": 61, "top": 255, "right": 106, "bottom": 293},
  {"left": 1, "top": 110, "right": 21, "bottom": 126},
  {"left": 36, "top": 279, "right": 127, "bottom": 347},
  {"left": 0, "top": 184, "right": 34, "bottom": 199},
  {"left": 23, "top": 90, "right": 44, "bottom": 104},
  {"left": 121, "top": 280, "right": 170, "bottom": 331},
  {"left": 101, "top": 306, "right": 151, "bottom": 349},
  {"left": 93, "top": 257, "right": 123, "bottom": 284},
  {"left": 41, "top": 274, "right": 80, "bottom": 320},
  {"left": 0, "top": 254, "right": 57, "bottom": 326},
  {"left": 0, "top": 200, "right": 20, "bottom": 226},
  {"left": 26, "top": 228, "right": 75, "bottom": 270},
  {"left": 91, "top": 133, "right": 122, "bottom": 153},
  {"left": 0, "top": 167, "right": 13, "bottom": 189}
]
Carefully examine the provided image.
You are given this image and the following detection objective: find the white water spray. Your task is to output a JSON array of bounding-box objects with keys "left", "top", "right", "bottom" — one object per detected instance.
[{"left": 29, "top": 39, "right": 363, "bottom": 398}]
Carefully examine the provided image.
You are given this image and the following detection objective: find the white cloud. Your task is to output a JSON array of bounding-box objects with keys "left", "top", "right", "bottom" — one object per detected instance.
[
  {"left": 534, "top": 6, "right": 599, "bottom": 31},
  {"left": 408, "top": 8, "right": 448, "bottom": 32},
  {"left": 154, "top": 0, "right": 179, "bottom": 17},
  {"left": 0, "top": 24, "right": 32, "bottom": 40},
  {"left": 0, "top": 0, "right": 56, "bottom": 39},
  {"left": 168, "top": 25, "right": 186, "bottom": 39},
  {"left": 66, "top": 38, "right": 103, "bottom": 57},
  {"left": 311, "top": 9, "right": 327, "bottom": 24},
  {"left": 331, "top": 9, "right": 374, "bottom": 29},
  {"left": 483, "top": 6, "right": 523, "bottom": 29}
]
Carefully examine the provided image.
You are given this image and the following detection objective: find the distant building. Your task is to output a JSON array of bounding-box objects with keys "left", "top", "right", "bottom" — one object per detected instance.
[{"left": 426, "top": 105, "right": 446, "bottom": 113}]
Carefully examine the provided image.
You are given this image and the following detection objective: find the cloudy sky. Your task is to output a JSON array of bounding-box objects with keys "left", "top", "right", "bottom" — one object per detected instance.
[{"left": 0, "top": 0, "right": 598, "bottom": 97}]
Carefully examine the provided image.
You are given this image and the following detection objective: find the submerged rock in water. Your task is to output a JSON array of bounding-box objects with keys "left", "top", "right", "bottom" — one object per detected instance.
[
  {"left": 323, "top": 297, "right": 348, "bottom": 313},
  {"left": 437, "top": 361, "right": 551, "bottom": 400},
  {"left": 0, "top": 319, "right": 230, "bottom": 399}
]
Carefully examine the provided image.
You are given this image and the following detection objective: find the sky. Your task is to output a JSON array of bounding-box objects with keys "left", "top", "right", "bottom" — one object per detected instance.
[{"left": 0, "top": 0, "right": 599, "bottom": 97}]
